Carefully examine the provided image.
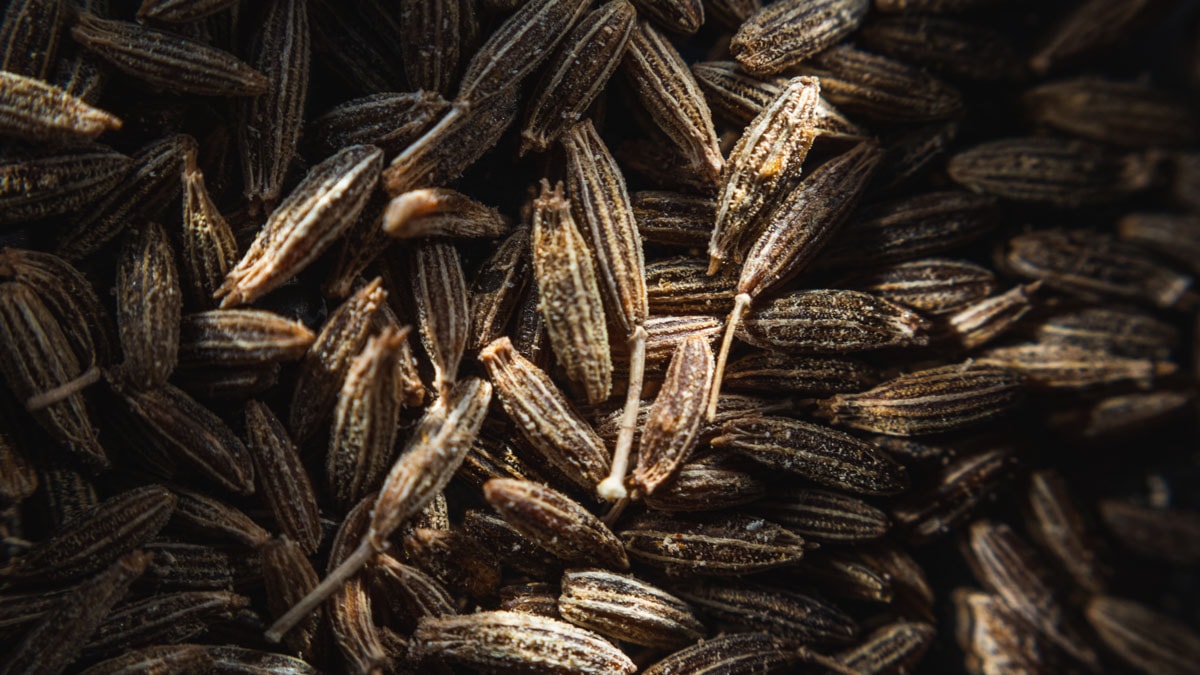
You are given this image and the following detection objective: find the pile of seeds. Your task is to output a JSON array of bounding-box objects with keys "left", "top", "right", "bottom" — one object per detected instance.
[{"left": 1, "top": 0, "right": 1198, "bottom": 672}]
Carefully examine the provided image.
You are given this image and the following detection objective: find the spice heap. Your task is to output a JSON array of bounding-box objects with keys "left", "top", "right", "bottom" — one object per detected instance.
[{"left": 1, "top": 0, "right": 1198, "bottom": 673}]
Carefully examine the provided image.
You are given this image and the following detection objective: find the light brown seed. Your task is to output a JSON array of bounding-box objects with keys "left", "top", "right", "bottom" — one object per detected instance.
[
  {"left": 57, "top": 134, "right": 196, "bottom": 262},
  {"left": 179, "top": 309, "right": 314, "bottom": 368},
  {"left": 116, "top": 222, "right": 181, "bottom": 390},
  {"left": 731, "top": 0, "right": 870, "bottom": 75},
  {"left": 289, "top": 277, "right": 388, "bottom": 445},
  {"left": 71, "top": 13, "right": 269, "bottom": 96},
  {"left": 411, "top": 239, "right": 469, "bottom": 398},
  {"left": 817, "top": 363, "right": 1026, "bottom": 436},
  {"left": 484, "top": 478, "right": 628, "bottom": 569},
  {"left": 632, "top": 335, "right": 713, "bottom": 496},
  {"left": 218, "top": 144, "right": 382, "bottom": 308},
  {"left": 9, "top": 485, "right": 173, "bottom": 583},
  {"left": 327, "top": 326, "right": 410, "bottom": 511},
  {"left": 0, "top": 144, "right": 131, "bottom": 226},
  {"left": 329, "top": 576, "right": 389, "bottom": 675},
  {"left": 0, "top": 70, "right": 120, "bottom": 143},
  {"left": 531, "top": 179, "right": 613, "bottom": 405},
  {"left": 479, "top": 337, "right": 611, "bottom": 494},
  {"left": 412, "top": 610, "right": 637, "bottom": 675},
  {"left": 632, "top": 191, "right": 715, "bottom": 248},
  {"left": 1085, "top": 595, "right": 1200, "bottom": 675},
  {"left": 645, "top": 256, "right": 739, "bottom": 315},
  {"left": 954, "top": 588, "right": 1054, "bottom": 675},
  {"left": 619, "top": 512, "right": 810, "bottom": 575},
  {"left": 500, "top": 582, "right": 561, "bottom": 618},
  {"left": 238, "top": 0, "right": 310, "bottom": 211},
  {"left": 675, "top": 580, "right": 858, "bottom": 646},
  {"left": 520, "top": 0, "right": 636, "bottom": 155},
  {"left": 834, "top": 621, "right": 937, "bottom": 674},
  {"left": 180, "top": 164, "right": 239, "bottom": 309},
  {"left": 709, "top": 75, "right": 821, "bottom": 275},
  {"left": 622, "top": 20, "right": 723, "bottom": 188},
  {"left": 382, "top": 187, "right": 510, "bottom": 240},
  {"left": 838, "top": 258, "right": 998, "bottom": 316},
  {"left": 558, "top": 568, "right": 704, "bottom": 647},
  {"left": 944, "top": 282, "right": 1039, "bottom": 351},
  {"left": 643, "top": 631, "right": 799, "bottom": 674},
  {"left": 246, "top": 401, "right": 322, "bottom": 554},
  {"left": 976, "top": 343, "right": 1173, "bottom": 391},
  {"left": 966, "top": 520, "right": 1100, "bottom": 669},
  {"left": 756, "top": 489, "right": 890, "bottom": 543}
]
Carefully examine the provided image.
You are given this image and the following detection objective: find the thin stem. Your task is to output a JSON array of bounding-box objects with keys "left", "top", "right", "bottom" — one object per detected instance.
[
  {"left": 597, "top": 325, "right": 647, "bottom": 501},
  {"left": 26, "top": 366, "right": 100, "bottom": 411},
  {"left": 707, "top": 293, "right": 750, "bottom": 422},
  {"left": 264, "top": 538, "right": 375, "bottom": 644}
]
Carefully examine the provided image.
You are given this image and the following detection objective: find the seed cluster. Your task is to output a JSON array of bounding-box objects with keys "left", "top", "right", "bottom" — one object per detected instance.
[{"left": 1, "top": 0, "right": 1198, "bottom": 673}]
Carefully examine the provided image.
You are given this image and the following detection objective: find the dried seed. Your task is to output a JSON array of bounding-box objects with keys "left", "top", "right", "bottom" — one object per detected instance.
[
  {"left": 632, "top": 335, "right": 713, "bottom": 497},
  {"left": 246, "top": 401, "right": 322, "bottom": 554},
  {"left": 1117, "top": 212, "right": 1200, "bottom": 274},
  {"left": 622, "top": 20, "right": 723, "bottom": 187},
  {"left": 838, "top": 258, "right": 998, "bottom": 316},
  {"left": 1, "top": 551, "right": 149, "bottom": 675},
  {"left": 692, "top": 61, "right": 864, "bottom": 136},
  {"left": 801, "top": 549, "right": 895, "bottom": 603},
  {"left": 0, "top": 144, "right": 131, "bottom": 226},
  {"left": 261, "top": 537, "right": 322, "bottom": 659},
  {"left": 872, "top": 119, "right": 960, "bottom": 193},
  {"left": 892, "top": 448, "right": 1016, "bottom": 543},
  {"left": 860, "top": 15, "right": 1026, "bottom": 81},
  {"left": 9, "top": 485, "right": 173, "bottom": 583},
  {"left": 756, "top": 489, "right": 890, "bottom": 543},
  {"left": 110, "top": 380, "right": 255, "bottom": 495},
  {"left": 0, "top": 0, "right": 64, "bottom": 79},
  {"left": 1085, "top": 595, "right": 1200, "bottom": 675},
  {"left": 468, "top": 225, "right": 531, "bottom": 351},
  {"left": 411, "top": 239, "right": 469, "bottom": 398},
  {"left": 369, "top": 552, "right": 456, "bottom": 631},
  {"left": 715, "top": 414, "right": 908, "bottom": 495},
  {"left": 179, "top": 309, "right": 314, "bottom": 368},
  {"left": 137, "top": 0, "right": 240, "bottom": 22},
  {"left": 1025, "top": 469, "right": 1110, "bottom": 594},
  {"left": 632, "top": 191, "right": 715, "bottom": 248},
  {"left": 35, "top": 460, "right": 99, "bottom": 529},
  {"left": 976, "top": 343, "right": 1173, "bottom": 391},
  {"left": 71, "top": 13, "right": 269, "bottom": 96},
  {"left": 1024, "top": 77, "right": 1198, "bottom": 148},
  {"left": 705, "top": 0, "right": 761, "bottom": 27},
  {"left": 238, "top": 0, "right": 310, "bottom": 211},
  {"left": 646, "top": 256, "right": 739, "bottom": 315},
  {"left": 1030, "top": 306, "right": 1179, "bottom": 362},
  {"left": 168, "top": 484, "right": 269, "bottom": 549},
  {"left": 327, "top": 327, "right": 411, "bottom": 511},
  {"left": 500, "top": 582, "right": 561, "bottom": 618},
  {"left": 710, "top": 141, "right": 882, "bottom": 420},
  {"left": 619, "top": 512, "right": 810, "bottom": 575},
  {"left": 1098, "top": 499, "right": 1200, "bottom": 565},
  {"left": 966, "top": 520, "right": 1100, "bottom": 669},
  {"left": 643, "top": 457, "right": 767, "bottom": 512},
  {"left": 1002, "top": 229, "right": 1193, "bottom": 309},
  {"left": 944, "top": 282, "right": 1039, "bottom": 351},
  {"left": 484, "top": 478, "right": 628, "bottom": 569},
  {"left": 735, "top": 289, "right": 932, "bottom": 354},
  {"left": 644, "top": 631, "right": 799, "bottom": 674},
  {"left": 954, "top": 588, "right": 1053, "bottom": 675},
  {"left": 115, "top": 222, "right": 181, "bottom": 391},
  {"left": 731, "top": 0, "right": 870, "bottom": 75},
  {"left": 817, "top": 363, "right": 1025, "bottom": 436},
  {"left": 85, "top": 590, "right": 249, "bottom": 657},
  {"left": 218, "top": 145, "right": 382, "bottom": 308},
  {"left": 947, "top": 137, "right": 1153, "bottom": 206},
  {"left": 709, "top": 75, "right": 821, "bottom": 275},
  {"left": 0, "top": 282, "right": 106, "bottom": 468},
  {"left": 141, "top": 541, "right": 238, "bottom": 591},
  {"left": 1030, "top": 0, "right": 1159, "bottom": 74},
  {"left": 520, "top": 0, "right": 636, "bottom": 155},
  {"left": 821, "top": 191, "right": 998, "bottom": 269},
  {"left": 57, "top": 134, "right": 196, "bottom": 262},
  {"left": 289, "top": 277, "right": 388, "bottom": 445},
  {"left": 479, "top": 337, "right": 611, "bottom": 494},
  {"left": 802, "top": 44, "right": 964, "bottom": 122},
  {"left": 675, "top": 580, "right": 858, "bottom": 646},
  {"left": 633, "top": 0, "right": 703, "bottom": 33},
  {"left": 329, "top": 576, "right": 389, "bottom": 675},
  {"left": 462, "top": 508, "right": 563, "bottom": 579},
  {"left": 834, "top": 621, "right": 936, "bottom": 674},
  {"left": 181, "top": 163, "right": 239, "bottom": 309},
  {"left": 412, "top": 610, "right": 637, "bottom": 675},
  {"left": 382, "top": 188, "right": 509, "bottom": 240},
  {"left": 559, "top": 568, "right": 704, "bottom": 647},
  {"left": 308, "top": 91, "right": 450, "bottom": 159},
  {"left": 400, "top": 0, "right": 474, "bottom": 96},
  {"left": 0, "top": 70, "right": 120, "bottom": 143},
  {"left": 531, "top": 180, "right": 613, "bottom": 405}
]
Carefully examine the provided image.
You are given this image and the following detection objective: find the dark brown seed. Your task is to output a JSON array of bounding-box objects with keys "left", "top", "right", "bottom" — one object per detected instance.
[
  {"left": 736, "top": 289, "right": 931, "bottom": 354},
  {"left": 57, "top": 134, "right": 195, "bottom": 262},
  {"left": 724, "top": 352, "right": 879, "bottom": 397},
  {"left": 411, "top": 239, "right": 470, "bottom": 398},
  {"left": 692, "top": 61, "right": 865, "bottom": 136},
  {"left": 1029, "top": 306, "right": 1179, "bottom": 361},
  {"left": 643, "top": 632, "right": 799, "bottom": 675},
  {"left": 714, "top": 414, "right": 908, "bottom": 496},
  {"left": 838, "top": 258, "right": 998, "bottom": 316},
  {"left": 368, "top": 552, "right": 456, "bottom": 632},
  {"left": 675, "top": 579, "right": 858, "bottom": 646},
  {"left": 1098, "top": 499, "right": 1200, "bottom": 565},
  {"left": 468, "top": 225, "right": 531, "bottom": 351},
  {"left": 976, "top": 343, "right": 1173, "bottom": 391},
  {"left": 137, "top": 0, "right": 241, "bottom": 22},
  {"left": 261, "top": 537, "right": 322, "bottom": 660},
  {"left": 860, "top": 16, "right": 1026, "bottom": 81},
  {"left": 0, "top": 144, "right": 131, "bottom": 227},
  {"left": 501, "top": 582, "right": 561, "bottom": 618},
  {"left": 1047, "top": 390, "right": 1194, "bottom": 444},
  {"left": 1024, "top": 77, "right": 1198, "bottom": 148},
  {"left": 632, "top": 0, "right": 703, "bottom": 33},
  {"left": 643, "top": 457, "right": 768, "bottom": 512},
  {"left": 1085, "top": 595, "right": 1200, "bottom": 675},
  {"left": 308, "top": 91, "right": 450, "bottom": 159},
  {"left": 892, "top": 448, "right": 1017, "bottom": 543},
  {"left": 632, "top": 334, "right": 713, "bottom": 497},
  {"left": 834, "top": 621, "right": 936, "bottom": 674},
  {"left": 402, "top": 527, "right": 501, "bottom": 603},
  {"left": 0, "top": 431, "right": 36, "bottom": 507},
  {"left": 179, "top": 309, "right": 315, "bottom": 368},
  {"left": 632, "top": 191, "right": 715, "bottom": 248},
  {"left": 9, "top": 485, "right": 173, "bottom": 583},
  {"left": 1030, "top": 0, "right": 1159, "bottom": 74},
  {"left": 1025, "top": 469, "right": 1111, "bottom": 594},
  {"left": 71, "top": 14, "right": 269, "bottom": 96},
  {"left": 799, "top": 550, "right": 894, "bottom": 603},
  {"left": 803, "top": 44, "right": 964, "bottom": 122},
  {"left": 1117, "top": 212, "right": 1200, "bottom": 274},
  {"left": 818, "top": 363, "right": 1026, "bottom": 436},
  {"left": 168, "top": 485, "right": 269, "bottom": 548},
  {"left": 731, "top": 0, "right": 870, "bottom": 74},
  {"left": 0, "top": 0, "right": 64, "bottom": 80},
  {"left": 944, "top": 282, "right": 1039, "bottom": 351},
  {"left": 180, "top": 164, "right": 239, "bottom": 309},
  {"left": 484, "top": 478, "right": 629, "bottom": 569},
  {"left": 84, "top": 590, "right": 249, "bottom": 657},
  {"left": 558, "top": 568, "right": 704, "bottom": 647},
  {"left": 756, "top": 489, "right": 890, "bottom": 543},
  {"left": 619, "top": 512, "right": 810, "bottom": 576},
  {"left": 238, "top": 0, "right": 310, "bottom": 211},
  {"left": 382, "top": 188, "right": 510, "bottom": 240},
  {"left": 116, "top": 222, "right": 181, "bottom": 390},
  {"left": 400, "top": 0, "right": 474, "bottom": 96},
  {"left": 246, "top": 401, "right": 322, "bottom": 554}
]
